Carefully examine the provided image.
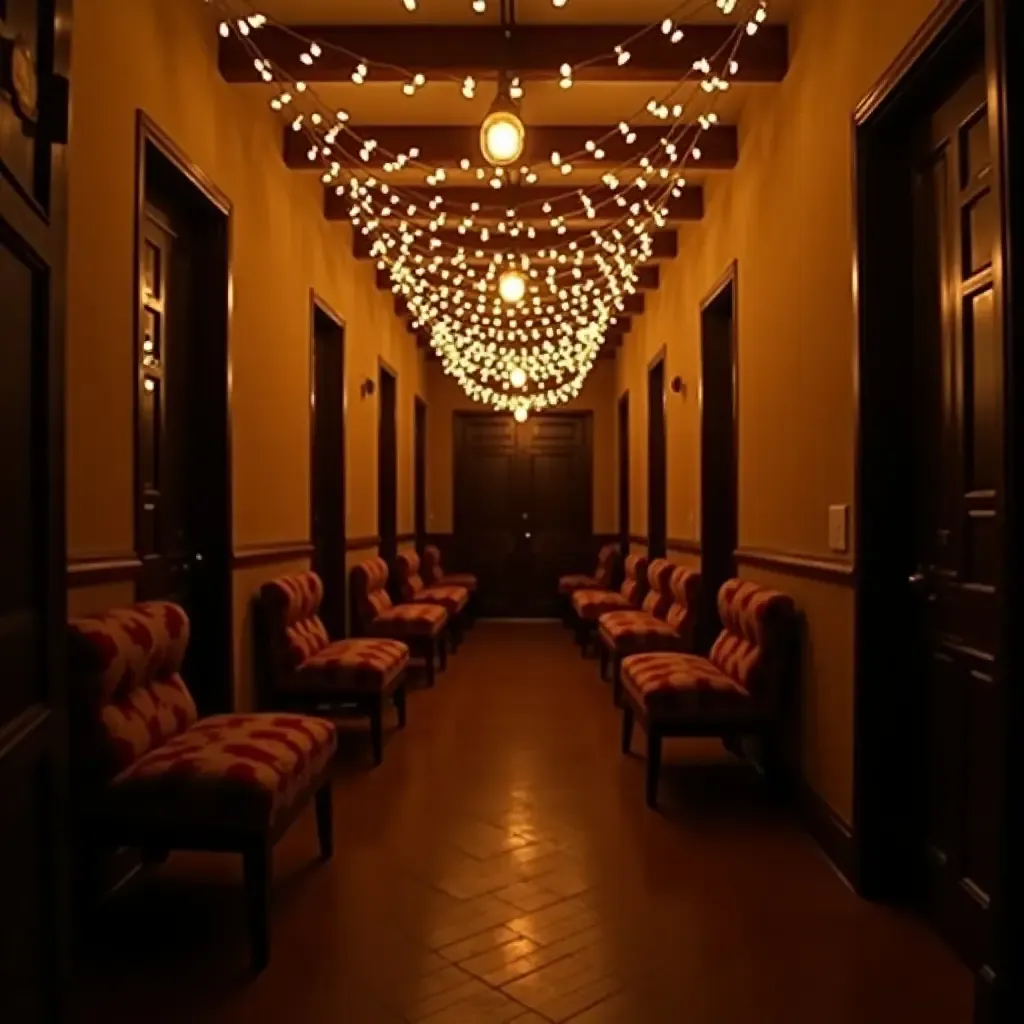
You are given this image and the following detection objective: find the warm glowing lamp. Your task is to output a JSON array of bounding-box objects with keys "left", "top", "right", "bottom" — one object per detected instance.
[
  {"left": 480, "top": 74, "right": 525, "bottom": 166},
  {"left": 513, "top": 407, "right": 529, "bottom": 423},
  {"left": 499, "top": 269, "right": 527, "bottom": 304},
  {"left": 510, "top": 366, "right": 527, "bottom": 388}
]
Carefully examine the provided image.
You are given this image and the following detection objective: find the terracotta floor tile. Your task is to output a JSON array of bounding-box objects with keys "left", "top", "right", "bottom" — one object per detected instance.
[{"left": 69, "top": 622, "right": 973, "bottom": 1024}]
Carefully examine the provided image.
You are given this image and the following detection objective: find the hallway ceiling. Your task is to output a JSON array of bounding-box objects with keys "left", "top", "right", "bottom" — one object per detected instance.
[{"left": 214, "top": 0, "right": 791, "bottom": 386}]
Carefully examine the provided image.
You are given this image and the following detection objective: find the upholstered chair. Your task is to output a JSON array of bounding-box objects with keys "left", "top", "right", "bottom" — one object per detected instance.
[
  {"left": 570, "top": 553, "right": 650, "bottom": 653},
  {"left": 394, "top": 550, "right": 469, "bottom": 650}
]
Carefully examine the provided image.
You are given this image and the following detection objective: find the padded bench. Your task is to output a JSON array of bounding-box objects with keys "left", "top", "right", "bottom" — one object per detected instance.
[
  {"left": 257, "top": 571, "right": 410, "bottom": 764},
  {"left": 619, "top": 579, "right": 797, "bottom": 807},
  {"left": 67, "top": 601, "right": 336, "bottom": 972}
]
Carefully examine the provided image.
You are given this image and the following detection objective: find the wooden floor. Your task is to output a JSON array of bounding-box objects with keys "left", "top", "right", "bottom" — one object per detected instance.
[{"left": 72, "top": 621, "right": 971, "bottom": 1024}]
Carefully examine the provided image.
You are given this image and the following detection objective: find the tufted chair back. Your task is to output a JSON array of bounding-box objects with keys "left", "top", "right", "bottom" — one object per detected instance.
[
  {"left": 67, "top": 602, "right": 197, "bottom": 784},
  {"left": 421, "top": 545, "right": 444, "bottom": 586},
  {"left": 395, "top": 550, "right": 426, "bottom": 601},
  {"left": 665, "top": 567, "right": 701, "bottom": 649},
  {"left": 257, "top": 572, "right": 332, "bottom": 699},
  {"left": 709, "top": 579, "right": 797, "bottom": 700},
  {"left": 594, "top": 544, "right": 619, "bottom": 590},
  {"left": 350, "top": 557, "right": 394, "bottom": 633},
  {"left": 620, "top": 554, "right": 650, "bottom": 607},
  {"left": 639, "top": 559, "right": 676, "bottom": 619}
]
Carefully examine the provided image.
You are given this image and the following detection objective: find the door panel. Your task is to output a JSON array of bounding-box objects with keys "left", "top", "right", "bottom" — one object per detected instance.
[
  {"left": 911, "top": 65, "right": 1000, "bottom": 968},
  {"left": 0, "top": 0, "right": 72, "bottom": 1019},
  {"left": 454, "top": 413, "right": 591, "bottom": 617}
]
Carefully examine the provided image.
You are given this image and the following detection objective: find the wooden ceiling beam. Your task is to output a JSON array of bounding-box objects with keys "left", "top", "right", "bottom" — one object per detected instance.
[
  {"left": 375, "top": 263, "right": 660, "bottom": 290},
  {"left": 326, "top": 184, "right": 703, "bottom": 225},
  {"left": 220, "top": 24, "right": 788, "bottom": 84},
  {"left": 287, "top": 124, "right": 738, "bottom": 171},
  {"left": 355, "top": 228, "right": 677, "bottom": 260}
]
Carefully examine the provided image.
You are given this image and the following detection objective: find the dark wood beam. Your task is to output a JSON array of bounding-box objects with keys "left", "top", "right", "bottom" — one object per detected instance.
[
  {"left": 220, "top": 24, "right": 788, "bottom": 84},
  {"left": 288, "top": 124, "right": 738, "bottom": 171},
  {"left": 326, "top": 184, "right": 703, "bottom": 225},
  {"left": 355, "top": 228, "right": 678, "bottom": 260},
  {"left": 376, "top": 263, "right": 660, "bottom": 290}
]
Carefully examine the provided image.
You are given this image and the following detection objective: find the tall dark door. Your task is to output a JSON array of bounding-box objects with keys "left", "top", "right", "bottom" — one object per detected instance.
[
  {"left": 618, "top": 391, "right": 630, "bottom": 555},
  {"left": 908, "top": 64, "right": 1000, "bottom": 969},
  {"left": 647, "top": 358, "right": 667, "bottom": 558},
  {"left": 310, "top": 302, "right": 345, "bottom": 636},
  {"left": 454, "top": 413, "right": 591, "bottom": 617},
  {"left": 377, "top": 365, "right": 398, "bottom": 566},
  {"left": 0, "top": 1, "right": 72, "bottom": 1019},
  {"left": 414, "top": 397, "right": 427, "bottom": 551},
  {"left": 700, "top": 272, "right": 738, "bottom": 647},
  {"left": 135, "top": 138, "right": 231, "bottom": 715}
]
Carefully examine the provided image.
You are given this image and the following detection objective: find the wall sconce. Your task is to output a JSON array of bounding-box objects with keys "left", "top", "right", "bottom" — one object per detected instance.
[
  {"left": 670, "top": 375, "right": 687, "bottom": 398},
  {"left": 360, "top": 377, "right": 376, "bottom": 398}
]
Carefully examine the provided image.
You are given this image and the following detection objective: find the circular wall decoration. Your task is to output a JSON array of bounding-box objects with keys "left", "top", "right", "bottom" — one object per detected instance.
[{"left": 10, "top": 37, "right": 39, "bottom": 124}]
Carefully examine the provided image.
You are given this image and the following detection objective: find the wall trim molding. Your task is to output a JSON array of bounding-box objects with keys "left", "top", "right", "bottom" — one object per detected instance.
[
  {"left": 796, "top": 778, "right": 857, "bottom": 887},
  {"left": 346, "top": 534, "right": 380, "bottom": 552},
  {"left": 67, "top": 555, "right": 143, "bottom": 586},
  {"left": 667, "top": 537, "right": 702, "bottom": 555},
  {"left": 231, "top": 541, "right": 314, "bottom": 569},
  {"left": 396, "top": 532, "right": 416, "bottom": 545},
  {"left": 733, "top": 546, "right": 855, "bottom": 586}
]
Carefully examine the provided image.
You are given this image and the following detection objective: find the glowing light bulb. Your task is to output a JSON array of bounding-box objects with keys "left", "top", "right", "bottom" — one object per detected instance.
[
  {"left": 510, "top": 367, "right": 527, "bottom": 388},
  {"left": 499, "top": 269, "right": 527, "bottom": 304},
  {"left": 514, "top": 407, "right": 529, "bottom": 423},
  {"left": 480, "top": 111, "right": 525, "bottom": 166}
]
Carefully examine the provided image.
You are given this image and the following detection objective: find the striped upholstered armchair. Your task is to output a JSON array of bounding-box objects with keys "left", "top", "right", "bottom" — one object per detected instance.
[
  {"left": 570, "top": 553, "right": 649, "bottom": 654},
  {"left": 557, "top": 542, "right": 619, "bottom": 597},
  {"left": 394, "top": 550, "right": 470, "bottom": 650}
]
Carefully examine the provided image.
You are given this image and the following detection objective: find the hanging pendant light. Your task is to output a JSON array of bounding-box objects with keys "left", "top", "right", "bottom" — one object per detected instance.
[{"left": 480, "top": 69, "right": 525, "bottom": 166}]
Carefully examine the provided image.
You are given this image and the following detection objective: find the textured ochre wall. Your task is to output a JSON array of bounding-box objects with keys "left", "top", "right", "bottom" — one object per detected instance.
[
  {"left": 615, "top": 0, "right": 940, "bottom": 823},
  {"left": 65, "top": 0, "right": 424, "bottom": 706},
  {"left": 425, "top": 357, "right": 619, "bottom": 536}
]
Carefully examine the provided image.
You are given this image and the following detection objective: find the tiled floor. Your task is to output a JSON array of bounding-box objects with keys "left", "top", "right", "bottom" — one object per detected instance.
[{"left": 73, "top": 621, "right": 971, "bottom": 1023}]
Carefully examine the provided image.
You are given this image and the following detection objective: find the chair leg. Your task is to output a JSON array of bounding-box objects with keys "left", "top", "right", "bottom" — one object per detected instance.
[
  {"left": 438, "top": 635, "right": 448, "bottom": 672},
  {"left": 369, "top": 697, "right": 384, "bottom": 765},
  {"left": 314, "top": 780, "right": 334, "bottom": 861},
  {"left": 243, "top": 840, "right": 271, "bottom": 973},
  {"left": 620, "top": 705, "right": 634, "bottom": 755},
  {"left": 576, "top": 622, "right": 589, "bottom": 655},
  {"left": 599, "top": 645, "right": 609, "bottom": 681},
  {"left": 612, "top": 659, "right": 622, "bottom": 706},
  {"left": 424, "top": 641, "right": 436, "bottom": 687},
  {"left": 394, "top": 682, "right": 407, "bottom": 728},
  {"left": 645, "top": 730, "right": 663, "bottom": 809}
]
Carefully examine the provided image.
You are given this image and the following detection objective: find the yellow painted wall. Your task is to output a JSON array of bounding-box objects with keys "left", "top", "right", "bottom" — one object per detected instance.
[
  {"left": 615, "top": 0, "right": 940, "bottom": 823},
  {"left": 66, "top": 0, "right": 424, "bottom": 706},
  {"left": 425, "top": 357, "right": 618, "bottom": 536}
]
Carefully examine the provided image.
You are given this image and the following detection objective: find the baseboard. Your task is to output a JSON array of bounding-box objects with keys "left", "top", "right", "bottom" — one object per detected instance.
[{"left": 796, "top": 778, "right": 857, "bottom": 886}]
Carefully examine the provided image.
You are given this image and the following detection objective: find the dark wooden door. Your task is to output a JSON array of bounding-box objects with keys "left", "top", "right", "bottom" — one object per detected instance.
[
  {"left": 700, "top": 271, "right": 738, "bottom": 648},
  {"left": 377, "top": 365, "right": 397, "bottom": 566},
  {"left": 453, "top": 413, "right": 591, "bottom": 617},
  {"left": 414, "top": 396, "right": 427, "bottom": 551},
  {"left": 618, "top": 391, "right": 629, "bottom": 555},
  {"left": 647, "top": 357, "right": 666, "bottom": 558},
  {"left": 0, "top": 1, "right": 72, "bottom": 1019},
  {"left": 310, "top": 301, "right": 345, "bottom": 636},
  {"left": 908, "top": 64, "right": 1000, "bottom": 969},
  {"left": 135, "top": 136, "right": 231, "bottom": 715}
]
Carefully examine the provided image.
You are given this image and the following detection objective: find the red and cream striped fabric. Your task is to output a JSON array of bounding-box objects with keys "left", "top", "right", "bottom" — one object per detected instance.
[
  {"left": 350, "top": 557, "right": 394, "bottom": 624},
  {"left": 352, "top": 556, "right": 449, "bottom": 637},
  {"left": 422, "top": 545, "right": 478, "bottom": 593},
  {"left": 571, "top": 552, "right": 649, "bottom": 621},
  {"left": 261, "top": 572, "right": 331, "bottom": 668},
  {"left": 621, "top": 651, "right": 747, "bottom": 712},
  {"left": 557, "top": 543, "right": 619, "bottom": 595},
  {"left": 395, "top": 550, "right": 469, "bottom": 614},
  {"left": 664, "top": 566, "right": 700, "bottom": 637},
  {"left": 102, "top": 713, "right": 337, "bottom": 831},
  {"left": 300, "top": 639, "right": 409, "bottom": 690},
  {"left": 598, "top": 564, "right": 699, "bottom": 656},
  {"left": 68, "top": 602, "right": 199, "bottom": 778}
]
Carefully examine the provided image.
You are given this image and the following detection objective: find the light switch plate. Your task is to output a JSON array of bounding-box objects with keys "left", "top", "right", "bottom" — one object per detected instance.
[{"left": 828, "top": 504, "right": 849, "bottom": 553}]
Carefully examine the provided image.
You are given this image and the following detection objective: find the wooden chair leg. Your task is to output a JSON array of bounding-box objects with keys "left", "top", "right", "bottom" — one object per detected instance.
[
  {"left": 620, "top": 705, "right": 634, "bottom": 754},
  {"left": 645, "top": 730, "right": 663, "bottom": 809},
  {"left": 612, "top": 659, "right": 622, "bottom": 706},
  {"left": 369, "top": 697, "right": 384, "bottom": 765},
  {"left": 315, "top": 780, "right": 334, "bottom": 861},
  {"left": 424, "top": 641, "right": 436, "bottom": 686},
  {"left": 599, "top": 645, "right": 609, "bottom": 680},
  {"left": 438, "top": 635, "right": 448, "bottom": 672},
  {"left": 394, "top": 682, "right": 407, "bottom": 728},
  {"left": 243, "top": 840, "right": 271, "bottom": 973}
]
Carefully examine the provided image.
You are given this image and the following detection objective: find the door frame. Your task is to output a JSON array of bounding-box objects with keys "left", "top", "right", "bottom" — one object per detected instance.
[
  {"left": 851, "top": 0, "right": 1022, "bottom": 1016},
  {"left": 646, "top": 347, "right": 667, "bottom": 559},
  {"left": 132, "top": 112, "right": 234, "bottom": 709},
  {"left": 618, "top": 390, "right": 630, "bottom": 556},
  {"left": 308, "top": 290, "right": 346, "bottom": 630},
  {"left": 377, "top": 357, "right": 399, "bottom": 566},
  {"left": 414, "top": 395, "right": 428, "bottom": 551}
]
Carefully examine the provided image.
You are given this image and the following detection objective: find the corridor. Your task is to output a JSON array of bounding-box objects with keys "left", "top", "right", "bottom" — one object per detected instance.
[{"left": 73, "top": 623, "right": 970, "bottom": 1024}]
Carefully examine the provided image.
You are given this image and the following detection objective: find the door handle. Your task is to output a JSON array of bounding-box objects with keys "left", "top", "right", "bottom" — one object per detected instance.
[{"left": 908, "top": 571, "right": 936, "bottom": 603}]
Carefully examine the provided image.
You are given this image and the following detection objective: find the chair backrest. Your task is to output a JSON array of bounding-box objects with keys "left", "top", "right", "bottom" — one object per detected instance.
[
  {"left": 395, "top": 550, "right": 426, "bottom": 601},
  {"left": 640, "top": 558, "right": 676, "bottom": 618},
  {"left": 709, "top": 579, "right": 797, "bottom": 700},
  {"left": 594, "top": 543, "right": 619, "bottom": 589},
  {"left": 67, "top": 602, "right": 197, "bottom": 783},
  {"left": 421, "top": 544, "right": 444, "bottom": 586},
  {"left": 620, "top": 553, "right": 649, "bottom": 606},
  {"left": 350, "top": 556, "right": 394, "bottom": 633},
  {"left": 665, "top": 566, "right": 701, "bottom": 648},
  {"left": 258, "top": 572, "right": 331, "bottom": 688}
]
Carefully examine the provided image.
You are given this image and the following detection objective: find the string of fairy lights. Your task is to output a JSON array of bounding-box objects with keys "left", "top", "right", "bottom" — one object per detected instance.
[{"left": 206, "top": 0, "right": 769, "bottom": 419}]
